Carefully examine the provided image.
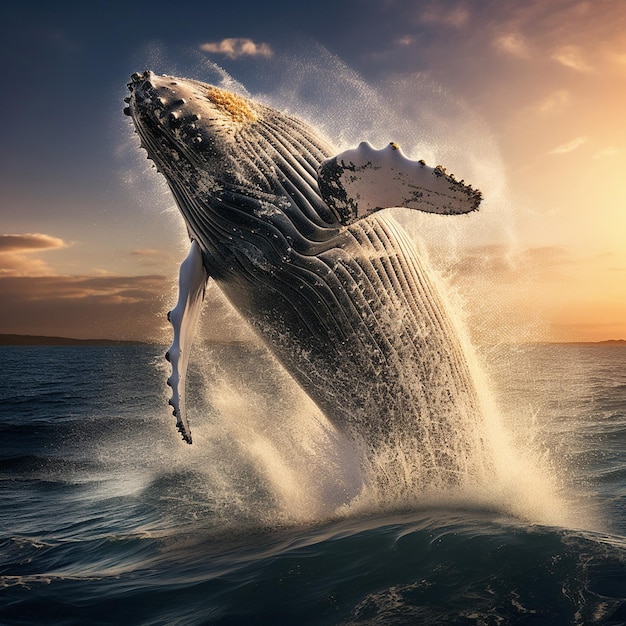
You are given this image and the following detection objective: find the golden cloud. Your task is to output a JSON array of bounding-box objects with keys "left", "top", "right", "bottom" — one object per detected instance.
[
  {"left": 0, "top": 233, "right": 70, "bottom": 277},
  {"left": 0, "top": 233, "right": 68, "bottom": 253},
  {"left": 199, "top": 38, "right": 273, "bottom": 60},
  {"left": 493, "top": 33, "right": 531, "bottom": 59},
  {"left": 533, "top": 89, "right": 571, "bottom": 115},
  {"left": 552, "top": 45, "right": 592, "bottom": 72},
  {"left": 592, "top": 146, "right": 620, "bottom": 160},
  {"left": 449, "top": 245, "right": 575, "bottom": 280},
  {"left": 547, "top": 136, "right": 587, "bottom": 155},
  {"left": 131, "top": 248, "right": 160, "bottom": 256}
]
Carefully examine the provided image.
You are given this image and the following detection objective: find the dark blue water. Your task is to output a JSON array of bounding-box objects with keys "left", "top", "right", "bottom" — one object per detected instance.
[{"left": 1, "top": 343, "right": 625, "bottom": 624}]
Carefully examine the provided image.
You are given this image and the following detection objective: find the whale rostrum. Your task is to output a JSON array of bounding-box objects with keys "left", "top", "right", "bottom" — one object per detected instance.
[{"left": 125, "top": 70, "right": 489, "bottom": 489}]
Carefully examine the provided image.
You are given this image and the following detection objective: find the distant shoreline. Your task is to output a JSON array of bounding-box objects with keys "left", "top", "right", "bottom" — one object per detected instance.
[
  {"left": 531, "top": 339, "right": 626, "bottom": 346},
  {"left": 0, "top": 334, "right": 624, "bottom": 347},
  {"left": 0, "top": 334, "right": 147, "bottom": 346}
]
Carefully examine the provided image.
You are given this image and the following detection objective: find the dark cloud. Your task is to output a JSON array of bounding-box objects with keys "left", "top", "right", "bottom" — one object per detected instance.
[
  {"left": 0, "top": 273, "right": 254, "bottom": 343},
  {"left": 418, "top": 2, "right": 470, "bottom": 28},
  {"left": 0, "top": 274, "right": 170, "bottom": 341}
]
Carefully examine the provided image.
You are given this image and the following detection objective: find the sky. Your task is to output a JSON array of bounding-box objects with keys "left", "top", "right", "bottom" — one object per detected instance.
[{"left": 1, "top": 0, "right": 625, "bottom": 344}]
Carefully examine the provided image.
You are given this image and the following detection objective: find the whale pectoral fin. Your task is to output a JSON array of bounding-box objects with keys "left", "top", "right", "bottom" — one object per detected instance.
[
  {"left": 317, "top": 141, "right": 482, "bottom": 226},
  {"left": 165, "top": 240, "right": 209, "bottom": 444}
]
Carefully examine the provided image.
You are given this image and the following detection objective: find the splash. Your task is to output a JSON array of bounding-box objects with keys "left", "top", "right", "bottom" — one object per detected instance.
[
  {"left": 179, "top": 325, "right": 579, "bottom": 529},
  {"left": 178, "top": 341, "right": 364, "bottom": 524}
]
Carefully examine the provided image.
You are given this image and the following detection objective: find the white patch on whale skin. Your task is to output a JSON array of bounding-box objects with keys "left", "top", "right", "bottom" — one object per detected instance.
[
  {"left": 166, "top": 240, "right": 208, "bottom": 443},
  {"left": 318, "top": 141, "right": 482, "bottom": 225}
]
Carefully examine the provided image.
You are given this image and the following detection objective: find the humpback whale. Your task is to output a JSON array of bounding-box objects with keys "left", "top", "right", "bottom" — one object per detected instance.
[{"left": 125, "top": 71, "right": 488, "bottom": 489}]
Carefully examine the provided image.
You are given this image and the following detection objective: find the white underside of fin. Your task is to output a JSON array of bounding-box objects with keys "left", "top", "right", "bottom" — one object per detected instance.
[
  {"left": 318, "top": 141, "right": 481, "bottom": 224},
  {"left": 166, "top": 240, "right": 209, "bottom": 444}
]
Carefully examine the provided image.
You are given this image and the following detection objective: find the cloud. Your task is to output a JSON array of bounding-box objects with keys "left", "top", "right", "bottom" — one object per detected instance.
[
  {"left": 0, "top": 233, "right": 67, "bottom": 253},
  {"left": 131, "top": 248, "right": 160, "bottom": 256},
  {"left": 0, "top": 241, "right": 248, "bottom": 342},
  {"left": 129, "top": 247, "right": 168, "bottom": 270},
  {"left": 493, "top": 33, "right": 531, "bottom": 59},
  {"left": 2, "top": 274, "right": 165, "bottom": 303},
  {"left": 0, "top": 274, "right": 170, "bottom": 341},
  {"left": 450, "top": 245, "right": 575, "bottom": 280},
  {"left": 0, "top": 273, "right": 252, "bottom": 343},
  {"left": 593, "top": 146, "right": 619, "bottom": 160},
  {"left": 199, "top": 38, "right": 273, "bottom": 60},
  {"left": 552, "top": 45, "right": 592, "bottom": 72},
  {"left": 395, "top": 35, "right": 416, "bottom": 47},
  {"left": 533, "top": 89, "right": 570, "bottom": 114},
  {"left": 548, "top": 136, "right": 587, "bottom": 155},
  {"left": 0, "top": 233, "right": 69, "bottom": 277},
  {"left": 420, "top": 3, "right": 469, "bottom": 28}
]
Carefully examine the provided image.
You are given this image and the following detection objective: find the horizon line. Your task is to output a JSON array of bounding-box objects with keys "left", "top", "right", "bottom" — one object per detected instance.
[{"left": 0, "top": 333, "right": 624, "bottom": 347}]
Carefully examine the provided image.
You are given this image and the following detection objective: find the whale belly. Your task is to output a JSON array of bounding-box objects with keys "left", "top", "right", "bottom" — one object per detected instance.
[{"left": 210, "top": 212, "right": 484, "bottom": 486}]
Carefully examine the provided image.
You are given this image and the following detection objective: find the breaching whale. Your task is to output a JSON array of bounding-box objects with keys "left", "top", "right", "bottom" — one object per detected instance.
[{"left": 125, "top": 71, "right": 488, "bottom": 488}]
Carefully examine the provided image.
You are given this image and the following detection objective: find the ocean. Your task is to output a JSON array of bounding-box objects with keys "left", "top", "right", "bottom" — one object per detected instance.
[{"left": 1, "top": 342, "right": 625, "bottom": 624}]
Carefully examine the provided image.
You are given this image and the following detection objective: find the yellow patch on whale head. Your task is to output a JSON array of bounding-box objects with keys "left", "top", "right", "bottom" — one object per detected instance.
[{"left": 205, "top": 87, "right": 257, "bottom": 123}]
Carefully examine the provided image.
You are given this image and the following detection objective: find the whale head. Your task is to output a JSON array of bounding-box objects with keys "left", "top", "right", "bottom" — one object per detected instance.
[{"left": 125, "top": 71, "right": 341, "bottom": 262}]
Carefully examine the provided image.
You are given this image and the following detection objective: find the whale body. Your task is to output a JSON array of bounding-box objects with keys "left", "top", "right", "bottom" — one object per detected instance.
[{"left": 125, "top": 71, "right": 488, "bottom": 489}]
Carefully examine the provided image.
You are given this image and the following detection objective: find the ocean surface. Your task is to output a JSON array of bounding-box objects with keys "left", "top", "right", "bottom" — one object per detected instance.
[{"left": 1, "top": 342, "right": 625, "bottom": 625}]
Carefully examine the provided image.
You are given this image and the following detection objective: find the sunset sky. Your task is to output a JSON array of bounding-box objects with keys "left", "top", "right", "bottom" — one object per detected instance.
[{"left": 1, "top": 0, "right": 625, "bottom": 343}]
